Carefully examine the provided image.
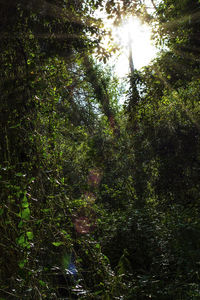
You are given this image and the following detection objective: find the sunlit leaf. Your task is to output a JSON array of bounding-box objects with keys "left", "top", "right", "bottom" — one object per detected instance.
[
  {"left": 19, "top": 208, "right": 30, "bottom": 220},
  {"left": 26, "top": 231, "right": 34, "bottom": 240},
  {"left": 52, "top": 241, "right": 64, "bottom": 247}
]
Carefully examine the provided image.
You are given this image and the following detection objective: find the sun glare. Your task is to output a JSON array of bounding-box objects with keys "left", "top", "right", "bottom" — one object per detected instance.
[
  {"left": 111, "top": 17, "right": 157, "bottom": 76},
  {"left": 95, "top": 4, "right": 158, "bottom": 77}
]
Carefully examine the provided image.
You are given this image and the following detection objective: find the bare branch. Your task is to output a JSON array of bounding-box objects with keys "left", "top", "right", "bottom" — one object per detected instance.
[{"left": 151, "top": 0, "right": 157, "bottom": 10}]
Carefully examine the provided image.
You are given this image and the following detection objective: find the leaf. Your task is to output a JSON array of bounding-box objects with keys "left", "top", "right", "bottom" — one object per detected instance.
[
  {"left": 22, "top": 198, "right": 29, "bottom": 208},
  {"left": 26, "top": 231, "right": 34, "bottom": 240},
  {"left": 103, "top": 255, "right": 110, "bottom": 264},
  {"left": 52, "top": 241, "right": 64, "bottom": 247},
  {"left": 18, "top": 259, "right": 27, "bottom": 269},
  {"left": 15, "top": 172, "right": 25, "bottom": 176},
  {"left": 41, "top": 208, "right": 50, "bottom": 213},
  {"left": 39, "top": 280, "right": 46, "bottom": 287},
  {"left": 16, "top": 234, "right": 25, "bottom": 246},
  {"left": 9, "top": 123, "right": 21, "bottom": 129},
  {"left": 94, "top": 290, "right": 102, "bottom": 296},
  {"left": 18, "top": 220, "right": 24, "bottom": 228},
  {"left": 17, "top": 234, "right": 30, "bottom": 248},
  {"left": 20, "top": 208, "right": 30, "bottom": 220}
]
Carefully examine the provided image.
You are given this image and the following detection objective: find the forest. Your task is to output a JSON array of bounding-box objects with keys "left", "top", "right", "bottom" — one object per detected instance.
[{"left": 1, "top": 0, "right": 200, "bottom": 299}]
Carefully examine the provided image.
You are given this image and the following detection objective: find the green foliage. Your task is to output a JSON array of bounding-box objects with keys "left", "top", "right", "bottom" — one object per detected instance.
[{"left": 1, "top": 0, "right": 200, "bottom": 299}]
